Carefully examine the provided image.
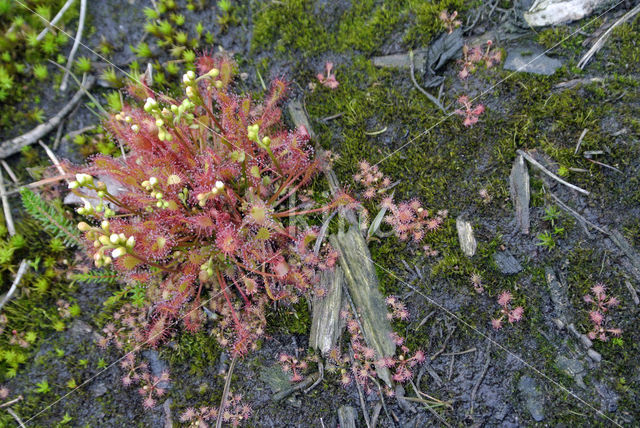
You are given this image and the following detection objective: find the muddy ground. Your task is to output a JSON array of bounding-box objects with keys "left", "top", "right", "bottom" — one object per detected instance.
[{"left": 1, "top": 0, "right": 639, "bottom": 427}]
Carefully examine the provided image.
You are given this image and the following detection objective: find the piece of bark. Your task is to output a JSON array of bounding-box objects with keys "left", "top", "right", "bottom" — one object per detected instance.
[
  {"left": 545, "top": 268, "right": 569, "bottom": 325},
  {"left": 510, "top": 154, "right": 530, "bottom": 234},
  {"left": 456, "top": 217, "right": 476, "bottom": 257},
  {"left": 330, "top": 227, "right": 395, "bottom": 387},
  {"left": 372, "top": 49, "right": 429, "bottom": 70},
  {"left": 493, "top": 250, "right": 522, "bottom": 275},
  {"left": 309, "top": 266, "right": 344, "bottom": 355},
  {"left": 287, "top": 100, "right": 317, "bottom": 141},
  {"left": 337, "top": 406, "right": 358, "bottom": 428}
]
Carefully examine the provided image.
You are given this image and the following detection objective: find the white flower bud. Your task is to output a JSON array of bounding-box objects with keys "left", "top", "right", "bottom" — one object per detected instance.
[
  {"left": 110, "top": 234, "right": 120, "bottom": 244},
  {"left": 99, "top": 235, "right": 111, "bottom": 246},
  {"left": 77, "top": 222, "right": 91, "bottom": 232},
  {"left": 101, "top": 220, "right": 110, "bottom": 231},
  {"left": 215, "top": 180, "right": 224, "bottom": 190},
  {"left": 111, "top": 247, "right": 127, "bottom": 259},
  {"left": 68, "top": 181, "right": 79, "bottom": 189},
  {"left": 126, "top": 236, "right": 136, "bottom": 249},
  {"left": 149, "top": 177, "right": 158, "bottom": 186}
]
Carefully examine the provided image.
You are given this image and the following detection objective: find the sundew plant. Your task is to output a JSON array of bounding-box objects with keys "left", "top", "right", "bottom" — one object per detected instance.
[{"left": 69, "top": 54, "right": 355, "bottom": 357}]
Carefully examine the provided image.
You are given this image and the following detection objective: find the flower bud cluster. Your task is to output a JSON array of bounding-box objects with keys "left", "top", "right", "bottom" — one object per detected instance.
[
  {"left": 141, "top": 177, "right": 170, "bottom": 210},
  {"left": 247, "top": 124, "right": 271, "bottom": 149},
  {"left": 199, "top": 257, "right": 214, "bottom": 280},
  {"left": 68, "top": 173, "right": 94, "bottom": 190},
  {"left": 71, "top": 176, "right": 115, "bottom": 218},
  {"left": 195, "top": 180, "right": 225, "bottom": 207},
  {"left": 77, "top": 220, "right": 136, "bottom": 267},
  {"left": 115, "top": 112, "right": 141, "bottom": 133},
  {"left": 144, "top": 98, "right": 173, "bottom": 142}
]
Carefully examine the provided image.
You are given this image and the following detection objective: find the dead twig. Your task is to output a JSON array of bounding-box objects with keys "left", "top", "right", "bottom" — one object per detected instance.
[
  {"left": 586, "top": 158, "right": 622, "bottom": 174},
  {"left": 578, "top": 4, "right": 640, "bottom": 69},
  {"left": 36, "top": 0, "right": 76, "bottom": 41},
  {"left": 409, "top": 50, "right": 446, "bottom": 113},
  {"left": 516, "top": 150, "right": 589, "bottom": 195},
  {"left": 408, "top": 381, "right": 451, "bottom": 427},
  {"left": 0, "top": 162, "right": 18, "bottom": 184},
  {"left": 6, "top": 408, "right": 26, "bottom": 428},
  {"left": 163, "top": 398, "right": 173, "bottom": 428},
  {"left": 548, "top": 192, "right": 607, "bottom": 234},
  {"left": 442, "top": 347, "right": 476, "bottom": 357},
  {"left": 574, "top": 129, "right": 588, "bottom": 155},
  {"left": 273, "top": 372, "right": 320, "bottom": 401},
  {"left": 60, "top": 0, "right": 87, "bottom": 91},
  {"left": 370, "top": 403, "right": 382, "bottom": 428},
  {"left": 0, "top": 260, "right": 29, "bottom": 313},
  {"left": 0, "top": 395, "right": 23, "bottom": 409},
  {"left": 215, "top": 355, "right": 237, "bottom": 428},
  {"left": 303, "top": 362, "right": 323, "bottom": 394},
  {"left": 0, "top": 75, "right": 96, "bottom": 159},
  {"left": 430, "top": 325, "right": 456, "bottom": 361},
  {"left": 354, "top": 366, "right": 372, "bottom": 428},
  {"left": 469, "top": 340, "right": 491, "bottom": 415},
  {"left": 0, "top": 172, "right": 15, "bottom": 236},
  {"left": 624, "top": 280, "right": 639, "bottom": 305}
]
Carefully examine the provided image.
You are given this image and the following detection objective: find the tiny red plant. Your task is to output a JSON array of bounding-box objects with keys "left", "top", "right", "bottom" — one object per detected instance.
[
  {"left": 457, "top": 40, "right": 502, "bottom": 80},
  {"left": 439, "top": 10, "right": 461, "bottom": 34},
  {"left": 491, "top": 291, "right": 524, "bottom": 330},
  {"left": 317, "top": 62, "right": 339, "bottom": 89},
  {"left": 278, "top": 353, "right": 309, "bottom": 382},
  {"left": 454, "top": 95, "right": 485, "bottom": 127},
  {"left": 584, "top": 283, "right": 622, "bottom": 341}
]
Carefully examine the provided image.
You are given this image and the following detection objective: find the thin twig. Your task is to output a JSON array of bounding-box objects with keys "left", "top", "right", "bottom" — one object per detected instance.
[
  {"left": 586, "top": 158, "right": 623, "bottom": 174},
  {"left": 4, "top": 174, "right": 74, "bottom": 197},
  {"left": 409, "top": 51, "right": 446, "bottom": 113},
  {"left": 60, "top": 0, "right": 87, "bottom": 91},
  {"left": 516, "top": 150, "right": 589, "bottom": 195},
  {"left": 0, "top": 75, "right": 96, "bottom": 159},
  {"left": 430, "top": 325, "right": 456, "bottom": 361},
  {"left": 0, "top": 172, "right": 15, "bottom": 236},
  {"left": 574, "top": 129, "right": 588, "bottom": 154},
  {"left": 38, "top": 141, "right": 66, "bottom": 176},
  {"left": 578, "top": 4, "right": 640, "bottom": 69},
  {"left": 469, "top": 340, "right": 491, "bottom": 415},
  {"left": 548, "top": 192, "right": 607, "bottom": 234},
  {"left": 303, "top": 361, "right": 323, "bottom": 394},
  {"left": 6, "top": 408, "right": 26, "bottom": 428},
  {"left": 215, "top": 355, "right": 237, "bottom": 428},
  {"left": 354, "top": 364, "right": 371, "bottom": 428},
  {"left": 408, "top": 380, "right": 451, "bottom": 427},
  {"left": 442, "top": 347, "right": 477, "bottom": 357},
  {"left": 273, "top": 372, "right": 319, "bottom": 401},
  {"left": 0, "top": 162, "right": 18, "bottom": 184},
  {"left": 36, "top": 0, "right": 76, "bottom": 41},
  {"left": 0, "top": 395, "right": 23, "bottom": 409},
  {"left": 0, "top": 260, "right": 29, "bottom": 312}
]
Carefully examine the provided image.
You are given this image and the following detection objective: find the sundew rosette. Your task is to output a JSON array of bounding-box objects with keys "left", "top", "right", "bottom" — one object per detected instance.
[{"left": 67, "top": 54, "right": 355, "bottom": 356}]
